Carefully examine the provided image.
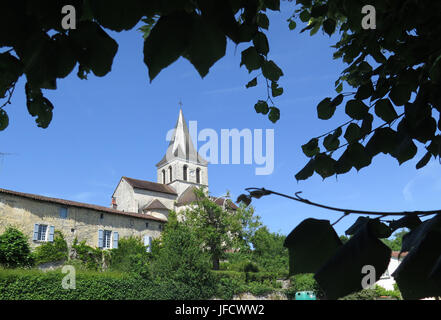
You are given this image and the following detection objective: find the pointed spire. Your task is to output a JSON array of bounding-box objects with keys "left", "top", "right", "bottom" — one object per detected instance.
[{"left": 156, "top": 109, "right": 207, "bottom": 167}]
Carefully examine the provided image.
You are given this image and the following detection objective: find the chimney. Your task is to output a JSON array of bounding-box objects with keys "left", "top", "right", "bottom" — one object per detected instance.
[{"left": 111, "top": 197, "right": 117, "bottom": 209}]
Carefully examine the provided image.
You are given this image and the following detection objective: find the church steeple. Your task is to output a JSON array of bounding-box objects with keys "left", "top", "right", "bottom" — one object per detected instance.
[
  {"left": 156, "top": 109, "right": 207, "bottom": 167},
  {"left": 156, "top": 109, "right": 208, "bottom": 195}
]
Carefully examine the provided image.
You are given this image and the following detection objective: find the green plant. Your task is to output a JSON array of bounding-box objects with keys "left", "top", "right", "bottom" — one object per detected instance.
[
  {"left": 71, "top": 238, "right": 103, "bottom": 271},
  {"left": 287, "top": 274, "right": 324, "bottom": 299},
  {"left": 33, "top": 231, "right": 68, "bottom": 265},
  {"left": 0, "top": 227, "right": 34, "bottom": 268},
  {"left": 109, "top": 236, "right": 150, "bottom": 277}
]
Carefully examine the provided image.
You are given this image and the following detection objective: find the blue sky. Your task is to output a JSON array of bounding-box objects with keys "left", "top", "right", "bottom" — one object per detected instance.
[{"left": 1, "top": 3, "right": 440, "bottom": 237}]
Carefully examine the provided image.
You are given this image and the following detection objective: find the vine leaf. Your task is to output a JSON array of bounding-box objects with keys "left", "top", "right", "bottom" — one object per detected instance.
[
  {"left": 284, "top": 218, "right": 342, "bottom": 275},
  {"left": 392, "top": 230, "right": 441, "bottom": 299},
  {"left": 314, "top": 220, "right": 391, "bottom": 299}
]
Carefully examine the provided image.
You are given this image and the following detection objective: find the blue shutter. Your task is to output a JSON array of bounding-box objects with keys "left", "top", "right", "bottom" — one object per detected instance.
[
  {"left": 145, "top": 236, "right": 152, "bottom": 253},
  {"left": 113, "top": 232, "right": 119, "bottom": 249},
  {"left": 33, "top": 224, "right": 39, "bottom": 241},
  {"left": 98, "top": 229, "right": 104, "bottom": 248},
  {"left": 48, "top": 226, "right": 55, "bottom": 242},
  {"left": 59, "top": 207, "right": 68, "bottom": 219}
]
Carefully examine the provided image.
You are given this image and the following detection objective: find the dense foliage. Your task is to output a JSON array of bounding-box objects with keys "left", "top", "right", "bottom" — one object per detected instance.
[
  {"left": 34, "top": 231, "right": 68, "bottom": 265},
  {"left": 181, "top": 188, "right": 261, "bottom": 270},
  {"left": 109, "top": 236, "right": 150, "bottom": 277},
  {"left": 0, "top": 227, "right": 34, "bottom": 268}
]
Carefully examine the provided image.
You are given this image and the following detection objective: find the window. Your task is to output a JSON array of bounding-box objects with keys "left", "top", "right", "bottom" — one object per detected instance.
[
  {"left": 37, "top": 224, "right": 48, "bottom": 241},
  {"left": 159, "top": 224, "right": 163, "bottom": 231},
  {"left": 196, "top": 168, "right": 201, "bottom": 184},
  {"left": 59, "top": 207, "right": 68, "bottom": 219},
  {"left": 183, "top": 165, "right": 188, "bottom": 181},
  {"left": 169, "top": 166, "right": 172, "bottom": 183},
  {"left": 33, "top": 224, "right": 54, "bottom": 242},
  {"left": 145, "top": 222, "right": 149, "bottom": 228},
  {"left": 98, "top": 230, "right": 119, "bottom": 249},
  {"left": 162, "top": 169, "right": 165, "bottom": 184},
  {"left": 103, "top": 230, "right": 112, "bottom": 249}
]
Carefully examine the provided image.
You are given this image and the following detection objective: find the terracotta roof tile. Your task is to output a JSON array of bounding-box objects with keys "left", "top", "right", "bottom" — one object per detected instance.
[
  {"left": 0, "top": 188, "right": 167, "bottom": 222},
  {"left": 123, "top": 176, "right": 177, "bottom": 195}
]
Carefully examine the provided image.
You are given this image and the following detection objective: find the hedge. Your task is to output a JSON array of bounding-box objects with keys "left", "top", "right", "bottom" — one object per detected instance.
[{"left": 0, "top": 268, "right": 213, "bottom": 300}]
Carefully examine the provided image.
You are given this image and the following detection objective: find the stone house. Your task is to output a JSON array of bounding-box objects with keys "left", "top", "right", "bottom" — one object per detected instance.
[{"left": 0, "top": 109, "right": 235, "bottom": 251}]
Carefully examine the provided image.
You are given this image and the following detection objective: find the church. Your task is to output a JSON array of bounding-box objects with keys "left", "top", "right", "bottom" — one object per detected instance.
[{"left": 0, "top": 109, "right": 235, "bottom": 251}]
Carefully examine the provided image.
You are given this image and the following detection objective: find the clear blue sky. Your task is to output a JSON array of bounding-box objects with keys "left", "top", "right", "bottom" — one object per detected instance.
[{"left": 1, "top": 3, "right": 440, "bottom": 237}]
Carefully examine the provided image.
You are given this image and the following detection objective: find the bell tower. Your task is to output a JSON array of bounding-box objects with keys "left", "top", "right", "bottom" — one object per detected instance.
[{"left": 156, "top": 109, "right": 208, "bottom": 196}]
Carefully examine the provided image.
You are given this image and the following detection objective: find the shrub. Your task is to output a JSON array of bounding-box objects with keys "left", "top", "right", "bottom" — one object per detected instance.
[
  {"left": 0, "top": 227, "right": 34, "bottom": 268},
  {"left": 109, "top": 236, "right": 150, "bottom": 277},
  {"left": 71, "top": 238, "right": 103, "bottom": 271},
  {"left": 33, "top": 231, "right": 68, "bottom": 265},
  {"left": 149, "top": 212, "right": 216, "bottom": 299},
  {"left": 287, "top": 274, "right": 324, "bottom": 299}
]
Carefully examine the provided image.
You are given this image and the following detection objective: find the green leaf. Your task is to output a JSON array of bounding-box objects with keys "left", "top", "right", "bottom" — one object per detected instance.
[
  {"left": 313, "top": 153, "right": 337, "bottom": 179},
  {"left": 268, "top": 107, "right": 280, "bottom": 123},
  {"left": 335, "top": 82, "right": 343, "bottom": 93},
  {"left": 254, "top": 100, "right": 269, "bottom": 114},
  {"left": 315, "top": 220, "right": 391, "bottom": 299},
  {"left": 257, "top": 13, "right": 269, "bottom": 30},
  {"left": 400, "top": 214, "right": 441, "bottom": 253},
  {"left": 375, "top": 99, "right": 398, "bottom": 123},
  {"left": 284, "top": 218, "right": 342, "bottom": 275},
  {"left": 70, "top": 21, "right": 118, "bottom": 78},
  {"left": 317, "top": 97, "right": 334, "bottom": 120},
  {"left": 0, "top": 109, "right": 9, "bottom": 131},
  {"left": 271, "top": 81, "right": 283, "bottom": 97},
  {"left": 262, "top": 60, "right": 283, "bottom": 82},
  {"left": 184, "top": 17, "right": 227, "bottom": 78},
  {"left": 391, "top": 134, "right": 417, "bottom": 165},
  {"left": 89, "top": 0, "right": 144, "bottom": 31},
  {"left": 344, "top": 123, "right": 362, "bottom": 143},
  {"left": 288, "top": 19, "right": 296, "bottom": 30},
  {"left": 323, "top": 132, "right": 340, "bottom": 151},
  {"left": 302, "top": 138, "right": 320, "bottom": 158},
  {"left": 25, "top": 83, "right": 54, "bottom": 129},
  {"left": 143, "top": 13, "right": 192, "bottom": 81},
  {"left": 295, "top": 159, "right": 315, "bottom": 181},
  {"left": 355, "top": 82, "right": 374, "bottom": 100},
  {"left": 345, "top": 99, "right": 369, "bottom": 120},
  {"left": 389, "top": 84, "right": 412, "bottom": 106},
  {"left": 252, "top": 32, "right": 269, "bottom": 56},
  {"left": 323, "top": 18, "right": 336, "bottom": 36},
  {"left": 389, "top": 216, "right": 422, "bottom": 233},
  {"left": 343, "top": 142, "right": 372, "bottom": 171},
  {"left": 264, "top": 0, "right": 280, "bottom": 11},
  {"left": 365, "top": 127, "right": 398, "bottom": 156},
  {"left": 246, "top": 77, "right": 257, "bottom": 88},
  {"left": 416, "top": 151, "right": 432, "bottom": 169},
  {"left": 299, "top": 10, "right": 310, "bottom": 22},
  {"left": 346, "top": 217, "right": 392, "bottom": 238},
  {"left": 240, "top": 47, "right": 262, "bottom": 73},
  {"left": 393, "top": 230, "right": 441, "bottom": 299}
]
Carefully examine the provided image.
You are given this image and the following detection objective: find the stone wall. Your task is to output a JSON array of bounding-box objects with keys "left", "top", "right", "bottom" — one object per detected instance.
[{"left": 0, "top": 192, "right": 162, "bottom": 249}]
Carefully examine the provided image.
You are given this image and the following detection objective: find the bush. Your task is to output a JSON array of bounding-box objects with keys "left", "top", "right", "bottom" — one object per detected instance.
[
  {"left": 149, "top": 212, "right": 216, "bottom": 299},
  {"left": 34, "top": 231, "right": 68, "bottom": 265},
  {"left": 287, "top": 274, "right": 324, "bottom": 299},
  {"left": 0, "top": 227, "right": 34, "bottom": 268},
  {"left": 71, "top": 238, "right": 104, "bottom": 271},
  {"left": 109, "top": 236, "right": 150, "bottom": 277}
]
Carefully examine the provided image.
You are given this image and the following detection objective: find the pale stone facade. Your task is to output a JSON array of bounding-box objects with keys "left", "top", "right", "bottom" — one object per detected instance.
[{"left": 0, "top": 189, "right": 163, "bottom": 250}]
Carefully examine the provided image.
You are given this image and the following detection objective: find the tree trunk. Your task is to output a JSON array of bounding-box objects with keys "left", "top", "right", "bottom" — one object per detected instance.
[{"left": 212, "top": 255, "right": 220, "bottom": 270}]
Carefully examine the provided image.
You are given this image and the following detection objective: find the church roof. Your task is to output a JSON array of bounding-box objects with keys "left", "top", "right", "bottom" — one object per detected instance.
[
  {"left": 142, "top": 199, "right": 168, "bottom": 211},
  {"left": 123, "top": 176, "right": 177, "bottom": 195},
  {"left": 175, "top": 185, "right": 238, "bottom": 210},
  {"left": 156, "top": 109, "right": 208, "bottom": 167},
  {"left": 0, "top": 188, "right": 167, "bottom": 222}
]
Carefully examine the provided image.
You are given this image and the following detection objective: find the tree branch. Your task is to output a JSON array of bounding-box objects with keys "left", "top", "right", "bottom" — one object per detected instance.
[{"left": 244, "top": 187, "right": 441, "bottom": 217}]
